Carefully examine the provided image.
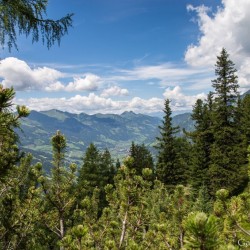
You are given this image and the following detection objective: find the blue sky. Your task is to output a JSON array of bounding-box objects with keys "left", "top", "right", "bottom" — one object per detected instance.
[{"left": 0, "top": 0, "right": 250, "bottom": 115}]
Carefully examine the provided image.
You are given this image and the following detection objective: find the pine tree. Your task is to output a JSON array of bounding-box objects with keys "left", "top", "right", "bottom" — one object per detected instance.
[
  {"left": 77, "top": 144, "right": 116, "bottom": 214},
  {"left": 0, "top": 85, "right": 30, "bottom": 182},
  {"left": 189, "top": 94, "right": 214, "bottom": 192},
  {"left": 212, "top": 48, "right": 239, "bottom": 127},
  {"left": 0, "top": 85, "right": 40, "bottom": 249},
  {"left": 0, "top": 155, "right": 43, "bottom": 249},
  {"left": 77, "top": 143, "right": 101, "bottom": 199},
  {"left": 129, "top": 141, "right": 154, "bottom": 175},
  {"left": 100, "top": 148, "right": 116, "bottom": 186},
  {"left": 155, "top": 99, "right": 187, "bottom": 189},
  {"left": 39, "top": 131, "right": 77, "bottom": 249},
  {"left": 208, "top": 48, "right": 248, "bottom": 196},
  {"left": 103, "top": 160, "right": 154, "bottom": 249},
  {"left": 183, "top": 212, "right": 220, "bottom": 249}
]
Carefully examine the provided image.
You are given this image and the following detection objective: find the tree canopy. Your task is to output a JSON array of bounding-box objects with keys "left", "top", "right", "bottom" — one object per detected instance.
[{"left": 0, "top": 0, "right": 73, "bottom": 50}]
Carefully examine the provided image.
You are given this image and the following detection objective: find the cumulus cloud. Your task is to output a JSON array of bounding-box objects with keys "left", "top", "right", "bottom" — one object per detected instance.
[
  {"left": 101, "top": 86, "right": 129, "bottom": 97},
  {"left": 163, "top": 86, "right": 206, "bottom": 110},
  {"left": 0, "top": 57, "right": 104, "bottom": 92},
  {"left": 127, "top": 97, "right": 163, "bottom": 113},
  {"left": 15, "top": 86, "right": 207, "bottom": 115},
  {"left": 45, "top": 82, "right": 65, "bottom": 92},
  {"left": 65, "top": 74, "right": 101, "bottom": 92},
  {"left": 15, "top": 94, "right": 165, "bottom": 115},
  {"left": 0, "top": 57, "right": 63, "bottom": 91},
  {"left": 185, "top": 0, "right": 250, "bottom": 88}
]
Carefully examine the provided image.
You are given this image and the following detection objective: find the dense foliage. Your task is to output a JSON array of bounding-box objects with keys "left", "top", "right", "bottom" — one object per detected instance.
[{"left": 0, "top": 49, "right": 250, "bottom": 249}]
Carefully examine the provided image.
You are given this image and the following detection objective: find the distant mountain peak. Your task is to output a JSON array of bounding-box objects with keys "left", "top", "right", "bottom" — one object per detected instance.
[{"left": 121, "top": 111, "right": 136, "bottom": 115}]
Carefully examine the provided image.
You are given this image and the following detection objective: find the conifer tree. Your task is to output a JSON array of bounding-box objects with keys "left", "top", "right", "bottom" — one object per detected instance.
[
  {"left": 0, "top": 0, "right": 73, "bottom": 50},
  {"left": 208, "top": 48, "right": 248, "bottom": 196},
  {"left": 155, "top": 99, "right": 187, "bottom": 189},
  {"left": 39, "top": 131, "right": 77, "bottom": 249},
  {"left": 77, "top": 144, "right": 116, "bottom": 214},
  {"left": 212, "top": 48, "right": 239, "bottom": 127},
  {"left": 189, "top": 94, "right": 214, "bottom": 192},
  {"left": 183, "top": 212, "right": 220, "bottom": 249},
  {"left": 0, "top": 85, "right": 30, "bottom": 182},
  {"left": 103, "top": 160, "right": 154, "bottom": 249},
  {"left": 77, "top": 143, "right": 102, "bottom": 199},
  {"left": 77, "top": 143, "right": 101, "bottom": 197},
  {"left": 0, "top": 155, "right": 43, "bottom": 249},
  {"left": 100, "top": 148, "right": 116, "bottom": 186},
  {"left": 129, "top": 141, "right": 154, "bottom": 175},
  {"left": 0, "top": 86, "right": 44, "bottom": 249}
]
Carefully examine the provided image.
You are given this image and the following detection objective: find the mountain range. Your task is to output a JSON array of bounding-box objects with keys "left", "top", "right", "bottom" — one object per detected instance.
[
  {"left": 17, "top": 110, "right": 194, "bottom": 168},
  {"left": 18, "top": 89, "right": 250, "bottom": 167}
]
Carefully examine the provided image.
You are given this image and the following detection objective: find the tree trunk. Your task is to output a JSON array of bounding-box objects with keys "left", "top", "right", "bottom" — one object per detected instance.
[
  {"left": 59, "top": 217, "right": 64, "bottom": 250},
  {"left": 119, "top": 210, "right": 128, "bottom": 249}
]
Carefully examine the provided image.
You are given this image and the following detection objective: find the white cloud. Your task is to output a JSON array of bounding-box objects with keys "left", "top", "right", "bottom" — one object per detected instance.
[
  {"left": 0, "top": 58, "right": 104, "bottom": 93},
  {"left": 15, "top": 94, "right": 165, "bottom": 115},
  {"left": 163, "top": 86, "right": 206, "bottom": 110},
  {"left": 185, "top": 0, "right": 250, "bottom": 88},
  {"left": 127, "top": 97, "right": 164, "bottom": 113},
  {"left": 15, "top": 86, "right": 207, "bottom": 115},
  {"left": 0, "top": 57, "right": 63, "bottom": 91},
  {"left": 15, "top": 94, "right": 117, "bottom": 114},
  {"left": 65, "top": 74, "right": 101, "bottom": 92},
  {"left": 45, "top": 82, "right": 65, "bottom": 92},
  {"left": 101, "top": 86, "right": 129, "bottom": 97},
  {"left": 110, "top": 63, "right": 212, "bottom": 91},
  {"left": 119, "top": 63, "right": 202, "bottom": 82}
]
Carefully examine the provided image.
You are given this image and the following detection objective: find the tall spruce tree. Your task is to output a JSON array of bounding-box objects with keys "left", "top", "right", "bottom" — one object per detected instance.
[
  {"left": 77, "top": 143, "right": 102, "bottom": 199},
  {"left": 77, "top": 144, "right": 116, "bottom": 214},
  {"left": 188, "top": 94, "right": 214, "bottom": 192},
  {"left": 155, "top": 99, "right": 187, "bottom": 189},
  {"left": 208, "top": 48, "right": 248, "bottom": 196}
]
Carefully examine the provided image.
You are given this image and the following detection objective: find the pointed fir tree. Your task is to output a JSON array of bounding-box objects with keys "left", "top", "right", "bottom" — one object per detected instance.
[
  {"left": 208, "top": 48, "right": 248, "bottom": 196},
  {"left": 77, "top": 144, "right": 116, "bottom": 214},
  {"left": 129, "top": 141, "right": 154, "bottom": 175},
  {"left": 155, "top": 99, "right": 187, "bottom": 189},
  {"left": 77, "top": 143, "right": 101, "bottom": 199},
  {"left": 188, "top": 94, "right": 214, "bottom": 193}
]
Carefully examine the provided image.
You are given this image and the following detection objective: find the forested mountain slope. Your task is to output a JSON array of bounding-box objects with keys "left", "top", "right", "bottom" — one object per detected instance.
[{"left": 18, "top": 110, "right": 194, "bottom": 165}]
